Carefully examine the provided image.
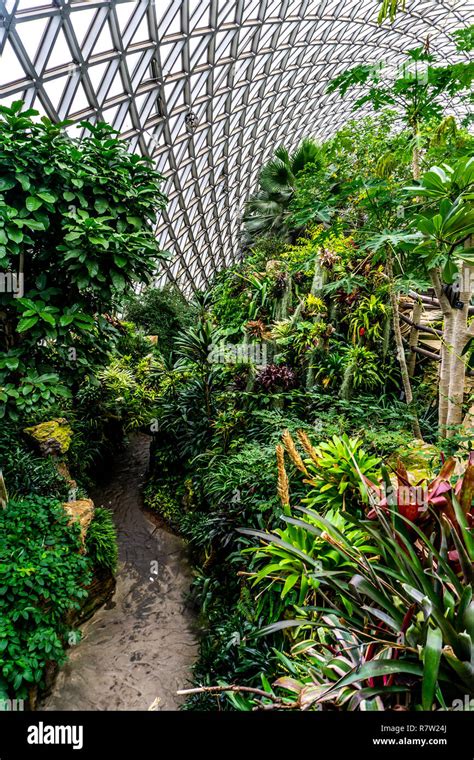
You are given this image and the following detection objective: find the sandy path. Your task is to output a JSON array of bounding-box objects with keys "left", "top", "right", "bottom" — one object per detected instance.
[{"left": 40, "top": 433, "right": 198, "bottom": 711}]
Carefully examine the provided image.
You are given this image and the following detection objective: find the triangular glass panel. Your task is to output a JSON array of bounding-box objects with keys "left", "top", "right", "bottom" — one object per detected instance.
[
  {"left": 125, "top": 51, "right": 142, "bottom": 79},
  {"left": 115, "top": 0, "right": 136, "bottom": 35},
  {"left": 42, "top": 25, "right": 72, "bottom": 71},
  {"left": 189, "top": 0, "right": 211, "bottom": 30},
  {"left": 42, "top": 75, "right": 68, "bottom": 111},
  {"left": 105, "top": 68, "right": 125, "bottom": 99},
  {"left": 100, "top": 104, "right": 120, "bottom": 127},
  {"left": 17, "top": 17, "right": 48, "bottom": 62},
  {"left": 89, "top": 18, "right": 114, "bottom": 58},
  {"left": 69, "top": 80, "right": 90, "bottom": 114},
  {"left": 128, "top": 12, "right": 150, "bottom": 46},
  {"left": 71, "top": 8, "right": 97, "bottom": 48},
  {"left": 0, "top": 38, "right": 26, "bottom": 84},
  {"left": 86, "top": 61, "right": 108, "bottom": 91}
]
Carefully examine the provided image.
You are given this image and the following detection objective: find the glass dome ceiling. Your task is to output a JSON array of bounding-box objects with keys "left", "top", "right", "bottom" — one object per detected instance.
[{"left": 0, "top": 0, "right": 471, "bottom": 292}]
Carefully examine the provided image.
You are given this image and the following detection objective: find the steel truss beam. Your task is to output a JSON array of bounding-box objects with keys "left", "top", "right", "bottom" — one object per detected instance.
[{"left": 0, "top": 0, "right": 471, "bottom": 293}]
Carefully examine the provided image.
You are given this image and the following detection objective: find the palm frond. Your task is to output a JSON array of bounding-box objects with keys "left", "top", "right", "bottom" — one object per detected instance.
[
  {"left": 259, "top": 158, "right": 295, "bottom": 194},
  {"left": 291, "top": 138, "right": 324, "bottom": 175}
]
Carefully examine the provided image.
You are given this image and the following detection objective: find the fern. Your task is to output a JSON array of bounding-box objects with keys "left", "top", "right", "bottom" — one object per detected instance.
[{"left": 85, "top": 507, "right": 118, "bottom": 573}]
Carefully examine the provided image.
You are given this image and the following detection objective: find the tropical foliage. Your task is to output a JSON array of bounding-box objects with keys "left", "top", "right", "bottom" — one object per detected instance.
[
  {"left": 0, "top": 102, "right": 168, "bottom": 702},
  {"left": 0, "top": 21, "right": 473, "bottom": 715},
  {"left": 0, "top": 496, "right": 91, "bottom": 698},
  {"left": 141, "top": 25, "right": 473, "bottom": 712}
]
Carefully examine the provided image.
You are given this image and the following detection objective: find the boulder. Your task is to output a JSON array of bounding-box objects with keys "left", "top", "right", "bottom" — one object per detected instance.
[
  {"left": 23, "top": 418, "right": 72, "bottom": 457},
  {"left": 63, "top": 498, "right": 94, "bottom": 548}
]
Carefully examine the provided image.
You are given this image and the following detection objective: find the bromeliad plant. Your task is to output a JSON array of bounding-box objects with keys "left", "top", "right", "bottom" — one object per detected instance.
[
  {"left": 347, "top": 293, "right": 389, "bottom": 346},
  {"left": 339, "top": 345, "right": 387, "bottom": 399},
  {"left": 234, "top": 439, "right": 474, "bottom": 711},
  {"left": 295, "top": 432, "right": 382, "bottom": 513},
  {"left": 241, "top": 507, "right": 377, "bottom": 612},
  {"left": 360, "top": 452, "right": 474, "bottom": 576},
  {"left": 238, "top": 431, "right": 380, "bottom": 604},
  {"left": 255, "top": 364, "right": 297, "bottom": 393}
]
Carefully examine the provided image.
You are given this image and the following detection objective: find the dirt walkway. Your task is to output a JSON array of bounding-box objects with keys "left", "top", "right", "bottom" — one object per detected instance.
[{"left": 40, "top": 433, "right": 198, "bottom": 711}]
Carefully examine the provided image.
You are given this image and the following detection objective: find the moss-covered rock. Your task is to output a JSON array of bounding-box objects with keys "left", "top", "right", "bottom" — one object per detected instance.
[
  {"left": 23, "top": 418, "right": 73, "bottom": 456},
  {"left": 266, "top": 259, "right": 283, "bottom": 273}
]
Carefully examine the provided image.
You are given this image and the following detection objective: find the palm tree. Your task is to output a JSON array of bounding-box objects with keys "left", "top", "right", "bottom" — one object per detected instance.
[{"left": 243, "top": 138, "right": 324, "bottom": 243}]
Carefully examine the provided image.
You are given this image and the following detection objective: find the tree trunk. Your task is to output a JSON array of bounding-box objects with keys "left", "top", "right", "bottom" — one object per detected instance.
[
  {"left": 382, "top": 306, "right": 391, "bottom": 360},
  {"left": 340, "top": 360, "right": 354, "bottom": 401},
  {"left": 275, "top": 275, "right": 292, "bottom": 321},
  {"left": 446, "top": 261, "right": 473, "bottom": 436},
  {"left": 430, "top": 261, "right": 474, "bottom": 439},
  {"left": 408, "top": 299, "right": 422, "bottom": 377},
  {"left": 386, "top": 248, "right": 422, "bottom": 439},
  {"left": 310, "top": 255, "right": 326, "bottom": 296},
  {"left": 446, "top": 304, "right": 468, "bottom": 435},
  {"left": 439, "top": 314, "right": 454, "bottom": 437},
  {"left": 0, "top": 471, "right": 8, "bottom": 510},
  {"left": 412, "top": 129, "right": 421, "bottom": 181},
  {"left": 429, "top": 268, "right": 454, "bottom": 438},
  {"left": 305, "top": 252, "right": 327, "bottom": 389}
]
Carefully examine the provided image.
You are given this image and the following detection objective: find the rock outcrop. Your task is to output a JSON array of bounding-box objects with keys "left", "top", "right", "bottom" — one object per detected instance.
[
  {"left": 63, "top": 498, "right": 95, "bottom": 549},
  {"left": 23, "top": 418, "right": 73, "bottom": 456}
]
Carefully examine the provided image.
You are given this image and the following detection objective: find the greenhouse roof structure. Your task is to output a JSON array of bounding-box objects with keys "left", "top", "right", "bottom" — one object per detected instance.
[{"left": 0, "top": 0, "right": 472, "bottom": 292}]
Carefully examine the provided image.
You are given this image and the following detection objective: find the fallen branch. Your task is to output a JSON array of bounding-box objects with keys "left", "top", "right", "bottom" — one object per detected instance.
[{"left": 176, "top": 684, "right": 294, "bottom": 708}]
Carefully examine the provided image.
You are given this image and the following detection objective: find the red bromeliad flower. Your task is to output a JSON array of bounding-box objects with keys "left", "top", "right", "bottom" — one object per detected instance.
[
  {"left": 362, "top": 453, "right": 474, "bottom": 523},
  {"left": 361, "top": 453, "right": 474, "bottom": 567}
]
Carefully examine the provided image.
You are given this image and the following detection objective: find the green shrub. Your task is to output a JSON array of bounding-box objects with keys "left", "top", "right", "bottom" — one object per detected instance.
[
  {"left": 114, "top": 322, "right": 157, "bottom": 362},
  {"left": 203, "top": 442, "right": 280, "bottom": 516},
  {"left": 183, "top": 576, "right": 278, "bottom": 711},
  {"left": 123, "top": 286, "right": 193, "bottom": 359},
  {"left": 0, "top": 424, "right": 70, "bottom": 500},
  {"left": 303, "top": 434, "right": 381, "bottom": 513},
  {"left": 0, "top": 496, "right": 92, "bottom": 698},
  {"left": 1, "top": 446, "right": 70, "bottom": 501},
  {"left": 143, "top": 483, "right": 183, "bottom": 530},
  {"left": 0, "top": 102, "right": 168, "bottom": 422},
  {"left": 85, "top": 507, "right": 118, "bottom": 574}
]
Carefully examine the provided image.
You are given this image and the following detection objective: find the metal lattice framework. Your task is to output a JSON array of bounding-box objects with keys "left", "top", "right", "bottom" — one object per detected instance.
[{"left": 0, "top": 0, "right": 472, "bottom": 292}]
